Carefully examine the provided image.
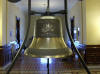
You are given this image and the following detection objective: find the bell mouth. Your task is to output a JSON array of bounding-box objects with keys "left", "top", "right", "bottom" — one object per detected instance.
[{"left": 24, "top": 48, "right": 72, "bottom": 58}]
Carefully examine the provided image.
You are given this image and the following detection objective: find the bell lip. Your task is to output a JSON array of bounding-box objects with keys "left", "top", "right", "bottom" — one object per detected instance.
[
  {"left": 24, "top": 54, "right": 72, "bottom": 58},
  {"left": 24, "top": 50, "right": 72, "bottom": 58}
]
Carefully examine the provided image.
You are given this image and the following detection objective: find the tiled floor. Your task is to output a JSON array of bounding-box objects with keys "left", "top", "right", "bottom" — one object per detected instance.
[{"left": 1, "top": 55, "right": 100, "bottom": 74}]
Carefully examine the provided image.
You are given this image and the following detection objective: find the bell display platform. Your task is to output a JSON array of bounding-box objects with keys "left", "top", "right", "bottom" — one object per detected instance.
[{"left": 3, "top": 55, "right": 100, "bottom": 74}]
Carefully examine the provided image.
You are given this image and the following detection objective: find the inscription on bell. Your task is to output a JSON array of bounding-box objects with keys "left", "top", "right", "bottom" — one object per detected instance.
[
  {"left": 41, "top": 24, "right": 54, "bottom": 34},
  {"left": 36, "top": 19, "right": 61, "bottom": 37}
]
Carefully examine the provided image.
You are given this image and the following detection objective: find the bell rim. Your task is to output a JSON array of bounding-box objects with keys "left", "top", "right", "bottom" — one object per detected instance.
[
  {"left": 24, "top": 48, "right": 72, "bottom": 58},
  {"left": 24, "top": 53, "right": 72, "bottom": 58}
]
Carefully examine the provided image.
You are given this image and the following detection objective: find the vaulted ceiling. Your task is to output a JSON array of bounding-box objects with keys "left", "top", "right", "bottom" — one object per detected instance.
[{"left": 14, "top": 0, "right": 79, "bottom": 12}]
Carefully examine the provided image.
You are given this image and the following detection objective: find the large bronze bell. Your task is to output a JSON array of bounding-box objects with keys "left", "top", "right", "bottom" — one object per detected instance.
[{"left": 24, "top": 16, "right": 72, "bottom": 58}]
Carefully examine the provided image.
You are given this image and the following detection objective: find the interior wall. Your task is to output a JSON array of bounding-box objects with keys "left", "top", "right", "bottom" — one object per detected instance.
[
  {"left": 0, "top": 0, "right": 7, "bottom": 46},
  {"left": 68, "top": 1, "right": 83, "bottom": 43},
  {"left": 0, "top": 0, "right": 2, "bottom": 46},
  {"left": 86, "top": 0, "right": 100, "bottom": 45},
  {"left": 82, "top": 0, "right": 86, "bottom": 44},
  {"left": 7, "top": 2, "right": 26, "bottom": 44},
  {"left": 68, "top": 0, "right": 78, "bottom": 10},
  {"left": 2, "top": 0, "right": 7, "bottom": 45}
]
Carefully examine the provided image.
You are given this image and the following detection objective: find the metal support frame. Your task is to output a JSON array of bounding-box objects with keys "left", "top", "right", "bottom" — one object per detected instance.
[
  {"left": 64, "top": 0, "right": 91, "bottom": 74},
  {"left": 6, "top": 0, "right": 91, "bottom": 74},
  {"left": 6, "top": 0, "right": 31, "bottom": 74},
  {"left": 47, "top": 0, "right": 50, "bottom": 11},
  {"left": 47, "top": 58, "right": 49, "bottom": 74}
]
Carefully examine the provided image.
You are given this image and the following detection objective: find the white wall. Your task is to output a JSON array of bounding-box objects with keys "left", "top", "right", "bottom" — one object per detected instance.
[
  {"left": 68, "top": 1, "right": 83, "bottom": 43},
  {"left": 7, "top": 2, "right": 26, "bottom": 44},
  {"left": 68, "top": 0, "right": 78, "bottom": 10}
]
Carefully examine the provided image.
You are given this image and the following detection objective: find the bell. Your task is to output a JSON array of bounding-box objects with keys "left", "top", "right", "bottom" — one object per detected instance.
[{"left": 24, "top": 16, "right": 72, "bottom": 58}]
